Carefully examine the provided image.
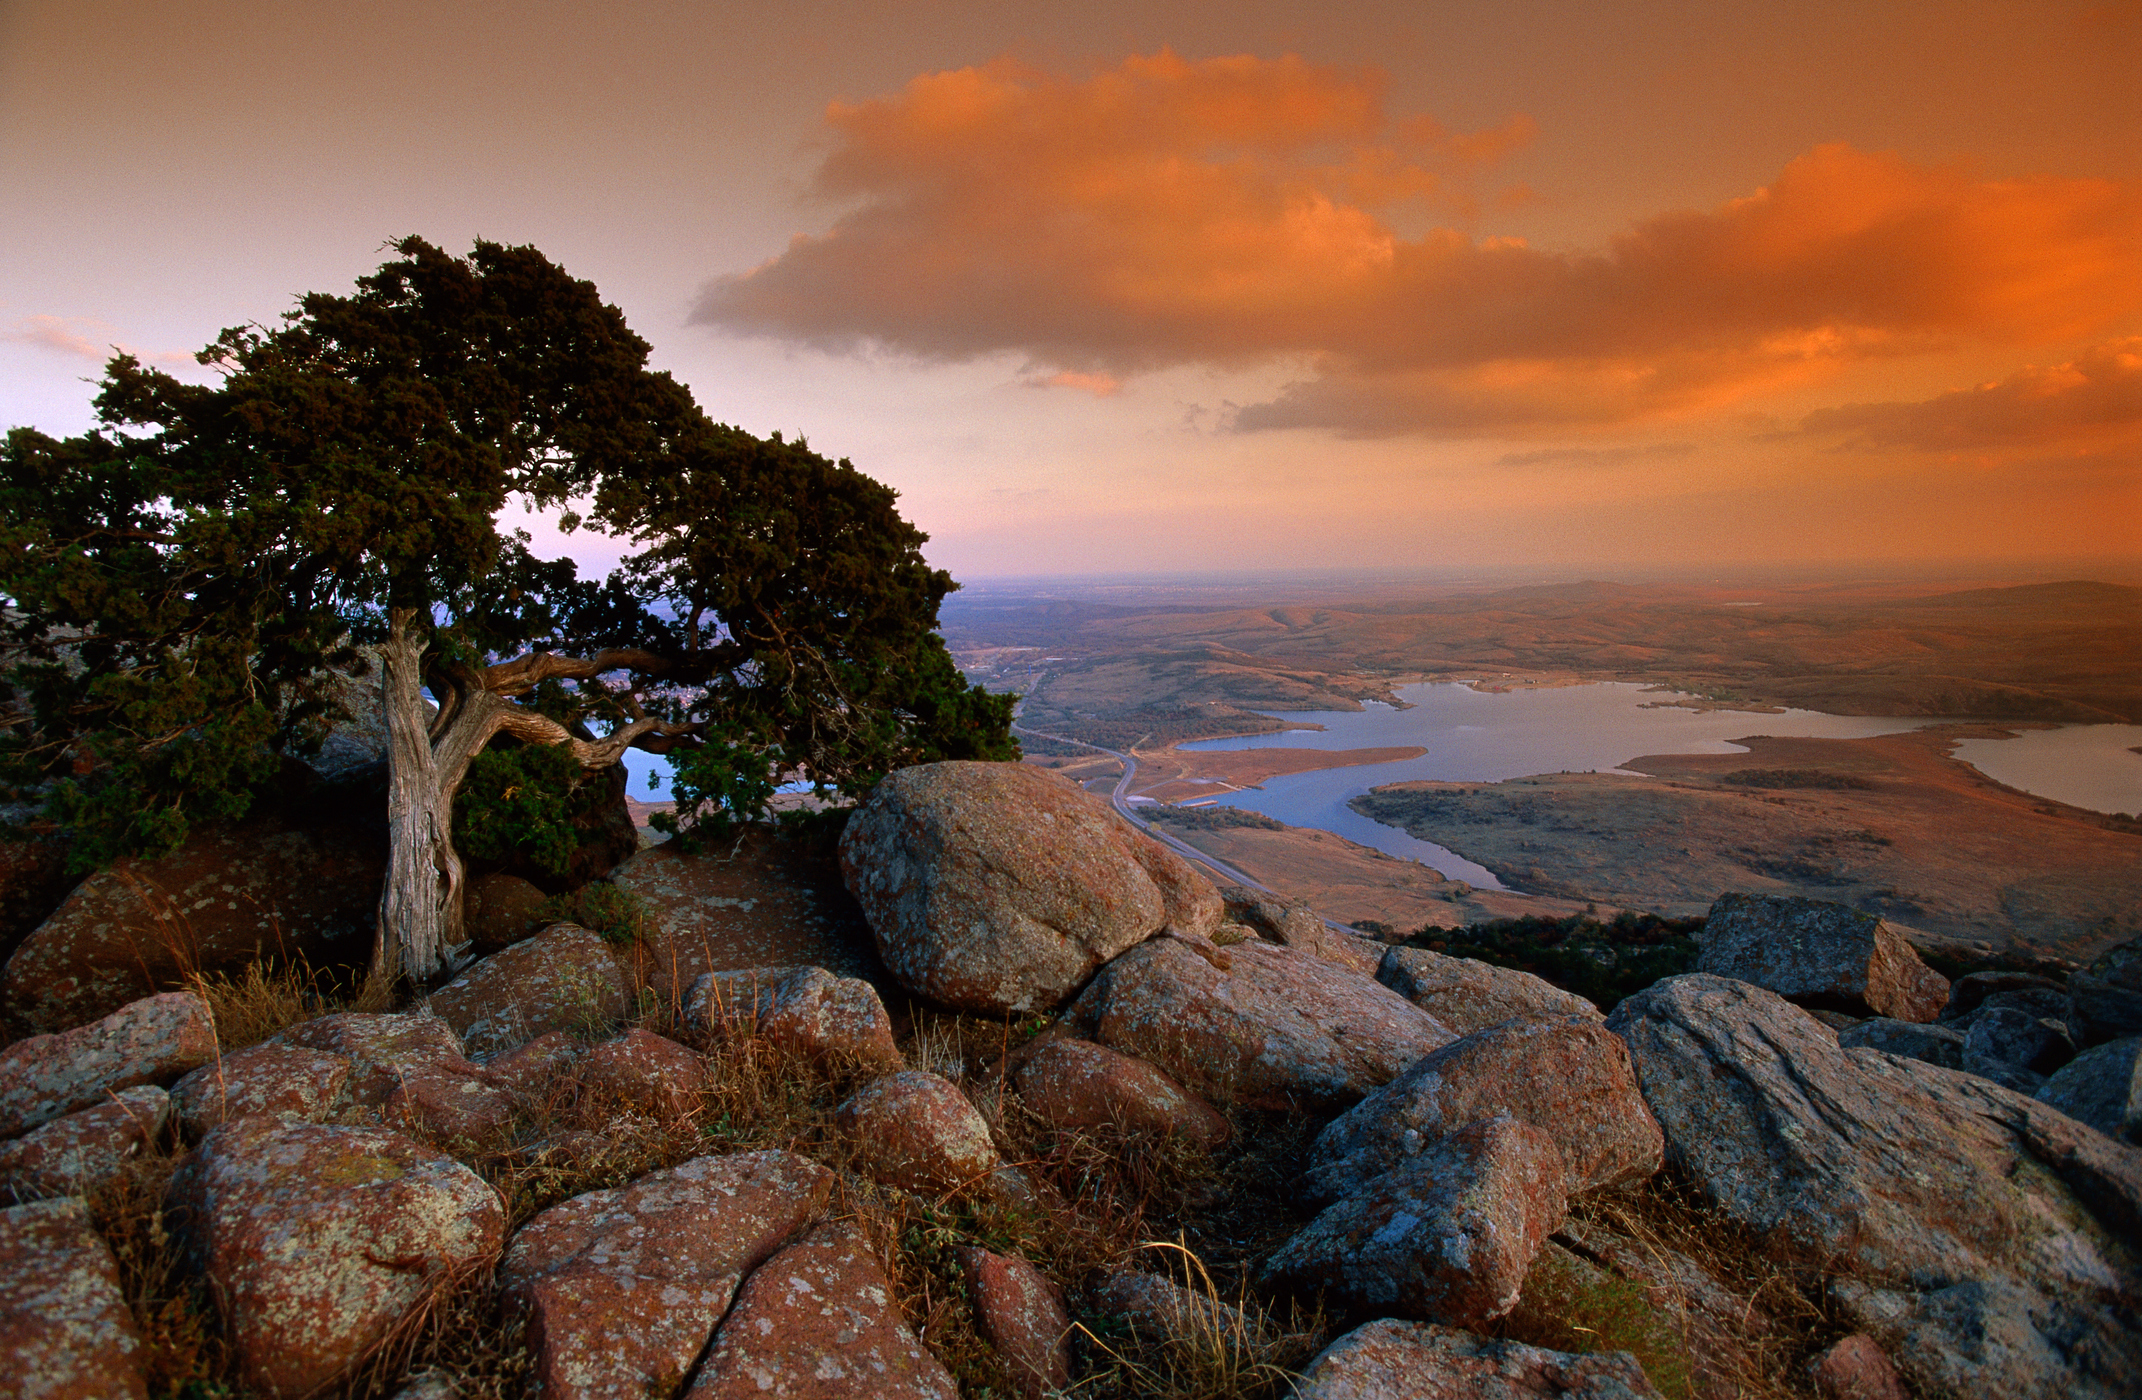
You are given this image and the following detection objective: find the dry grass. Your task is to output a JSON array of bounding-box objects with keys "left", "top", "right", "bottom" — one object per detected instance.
[{"left": 1068, "top": 1239, "right": 1326, "bottom": 1400}]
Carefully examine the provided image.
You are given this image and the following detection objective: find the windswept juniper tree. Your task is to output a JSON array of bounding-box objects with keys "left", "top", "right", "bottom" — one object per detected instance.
[{"left": 0, "top": 238, "right": 1014, "bottom": 981}]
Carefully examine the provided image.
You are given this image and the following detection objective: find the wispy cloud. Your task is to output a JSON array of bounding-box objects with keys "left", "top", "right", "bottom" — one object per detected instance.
[
  {"left": 1796, "top": 338, "right": 2142, "bottom": 452},
  {"left": 694, "top": 53, "right": 2142, "bottom": 439},
  {"left": 1495, "top": 442, "right": 1697, "bottom": 467},
  {"left": 3, "top": 314, "right": 197, "bottom": 371}
]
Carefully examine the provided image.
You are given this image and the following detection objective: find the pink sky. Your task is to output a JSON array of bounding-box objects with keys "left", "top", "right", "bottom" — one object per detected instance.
[{"left": 3, "top": 1, "right": 2136, "bottom": 579}]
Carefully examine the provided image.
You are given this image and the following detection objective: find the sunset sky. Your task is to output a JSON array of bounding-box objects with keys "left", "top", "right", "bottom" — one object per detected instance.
[{"left": 3, "top": 1, "right": 2137, "bottom": 580}]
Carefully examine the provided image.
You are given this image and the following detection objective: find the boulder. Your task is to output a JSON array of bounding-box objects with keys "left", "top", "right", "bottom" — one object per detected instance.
[
  {"left": 957, "top": 1246, "right": 1070, "bottom": 1400},
  {"left": 2035, "top": 1038, "right": 2142, "bottom": 1144},
  {"left": 2066, "top": 935, "right": 2142, "bottom": 1044},
  {"left": 839, "top": 761, "right": 1222, "bottom": 1014},
  {"left": 273, "top": 1011, "right": 468, "bottom": 1105},
  {"left": 606, "top": 834, "right": 884, "bottom": 1006},
  {"left": 1218, "top": 884, "right": 1382, "bottom": 974},
  {"left": 478, "top": 1030, "right": 587, "bottom": 1101},
  {"left": 1377, "top": 945, "right": 1603, "bottom": 1035},
  {"left": 0, "top": 1196, "right": 149, "bottom": 1399},
  {"left": 425, "top": 922, "right": 626, "bottom": 1060},
  {"left": 500, "top": 1150, "right": 833, "bottom": 1400},
  {"left": 1011, "top": 1036, "right": 1231, "bottom": 1150},
  {"left": 169, "top": 1117, "right": 505, "bottom": 1398},
  {"left": 1940, "top": 970, "right": 2069, "bottom": 1025},
  {"left": 1607, "top": 974, "right": 2142, "bottom": 1395},
  {"left": 1064, "top": 932, "right": 1453, "bottom": 1112},
  {"left": 1696, "top": 893, "right": 1948, "bottom": 1022},
  {"left": 1301, "top": 1014, "right": 1660, "bottom": 1207},
  {"left": 576, "top": 1029, "right": 708, "bottom": 1120},
  {"left": 0, "top": 990, "right": 215, "bottom": 1137},
  {"left": 1, "top": 812, "right": 383, "bottom": 1033},
  {"left": 1293, "top": 1318, "right": 1660, "bottom": 1400},
  {"left": 691, "top": 965, "right": 903, "bottom": 1073},
  {"left": 836, "top": 1070, "right": 1011, "bottom": 1198},
  {"left": 463, "top": 872, "right": 551, "bottom": 955},
  {"left": 1829, "top": 1275, "right": 2142, "bottom": 1400},
  {"left": 0, "top": 1085, "right": 168, "bottom": 1199},
  {"left": 1810, "top": 1334, "right": 1908, "bottom": 1400},
  {"left": 170, "top": 1042, "right": 352, "bottom": 1139},
  {"left": 687, "top": 1220, "right": 957, "bottom": 1399},
  {"left": 1962, "top": 1006, "right": 2075, "bottom": 1091},
  {"left": 1262, "top": 1116, "right": 1570, "bottom": 1328},
  {"left": 383, "top": 1062, "right": 520, "bottom": 1149},
  {"left": 1837, "top": 1018, "right": 1966, "bottom": 1070}
]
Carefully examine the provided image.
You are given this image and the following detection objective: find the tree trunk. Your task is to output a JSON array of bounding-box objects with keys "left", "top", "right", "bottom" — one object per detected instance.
[{"left": 374, "top": 610, "right": 505, "bottom": 983}]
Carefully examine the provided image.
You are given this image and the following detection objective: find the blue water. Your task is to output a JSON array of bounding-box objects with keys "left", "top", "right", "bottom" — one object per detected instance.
[
  {"left": 1949, "top": 724, "right": 2142, "bottom": 817},
  {"left": 1177, "top": 682, "right": 1935, "bottom": 884}
]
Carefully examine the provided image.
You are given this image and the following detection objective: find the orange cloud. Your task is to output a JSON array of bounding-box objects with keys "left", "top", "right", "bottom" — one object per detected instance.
[
  {"left": 695, "top": 53, "right": 2142, "bottom": 436},
  {"left": 4, "top": 315, "right": 198, "bottom": 371},
  {"left": 1796, "top": 338, "right": 2142, "bottom": 452}
]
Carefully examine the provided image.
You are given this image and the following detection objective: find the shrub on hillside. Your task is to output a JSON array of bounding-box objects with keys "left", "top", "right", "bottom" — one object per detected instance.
[{"left": 1405, "top": 910, "right": 1703, "bottom": 1011}]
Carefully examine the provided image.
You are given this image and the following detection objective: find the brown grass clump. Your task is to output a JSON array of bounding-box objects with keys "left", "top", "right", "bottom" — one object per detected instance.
[
  {"left": 84, "top": 1138, "right": 231, "bottom": 1397},
  {"left": 1069, "top": 1238, "right": 1325, "bottom": 1400}
]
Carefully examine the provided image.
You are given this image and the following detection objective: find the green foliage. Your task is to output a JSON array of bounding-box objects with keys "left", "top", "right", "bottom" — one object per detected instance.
[
  {"left": 453, "top": 743, "right": 613, "bottom": 879},
  {"left": 1502, "top": 1248, "right": 1695, "bottom": 1400},
  {"left": 1722, "top": 768, "right": 1875, "bottom": 790},
  {"left": 1145, "top": 804, "right": 1287, "bottom": 832},
  {"left": 1407, "top": 910, "right": 1703, "bottom": 1010},
  {"left": 539, "top": 882, "right": 651, "bottom": 949}
]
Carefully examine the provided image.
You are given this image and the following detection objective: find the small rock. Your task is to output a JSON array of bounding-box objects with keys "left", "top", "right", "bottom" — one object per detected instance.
[
  {"left": 1377, "top": 945, "right": 1603, "bottom": 1035},
  {"left": 384, "top": 1063, "right": 520, "bottom": 1149},
  {"left": 1293, "top": 1318, "right": 1660, "bottom": 1399},
  {"left": 478, "top": 1029, "right": 587, "bottom": 1097},
  {"left": 501, "top": 1150, "right": 834, "bottom": 1400},
  {"left": 273, "top": 1011, "right": 468, "bottom": 1105},
  {"left": 692, "top": 965, "right": 903, "bottom": 1072},
  {"left": 1219, "top": 885, "right": 1383, "bottom": 974},
  {"left": 1093, "top": 1266, "right": 1269, "bottom": 1350},
  {"left": 958, "top": 1247, "right": 1070, "bottom": 1399},
  {"left": 0, "top": 1196, "right": 149, "bottom": 1399},
  {"left": 576, "top": 1028, "right": 707, "bottom": 1120},
  {"left": 1011, "top": 1037, "right": 1231, "bottom": 1150},
  {"left": 463, "top": 871, "right": 551, "bottom": 954},
  {"left": 1838, "top": 1018, "right": 1966, "bottom": 1070},
  {"left": 839, "top": 761, "right": 1222, "bottom": 1015},
  {"left": 1302, "top": 1014, "right": 1659, "bottom": 1207},
  {"left": 2035, "top": 1038, "right": 2142, "bottom": 1144},
  {"left": 169, "top": 1042, "right": 352, "bottom": 1139},
  {"left": 0, "top": 991, "right": 215, "bottom": 1137},
  {"left": 837, "top": 1070, "right": 1008, "bottom": 1198},
  {"left": 0, "top": 1086, "right": 168, "bottom": 1199},
  {"left": 687, "top": 1220, "right": 957, "bottom": 1399},
  {"left": 1697, "top": 893, "right": 1948, "bottom": 1022},
  {"left": 1810, "top": 1334, "right": 1908, "bottom": 1400},
  {"left": 1065, "top": 932, "right": 1453, "bottom": 1111},
  {"left": 1939, "top": 970, "right": 2068, "bottom": 1025},
  {"left": 1262, "top": 1115, "right": 1570, "bottom": 1328},
  {"left": 169, "top": 1117, "right": 504, "bottom": 1398},
  {"left": 424, "top": 923, "right": 627, "bottom": 1060}
]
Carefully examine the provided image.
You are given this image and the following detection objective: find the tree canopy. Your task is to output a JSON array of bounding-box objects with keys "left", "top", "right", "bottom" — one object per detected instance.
[{"left": 0, "top": 236, "right": 1015, "bottom": 979}]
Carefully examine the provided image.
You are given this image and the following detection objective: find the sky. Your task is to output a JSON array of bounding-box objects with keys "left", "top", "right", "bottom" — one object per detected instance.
[{"left": 3, "top": 0, "right": 2138, "bottom": 582}]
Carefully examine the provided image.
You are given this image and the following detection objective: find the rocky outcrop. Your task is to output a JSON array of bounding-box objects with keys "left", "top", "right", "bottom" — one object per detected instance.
[
  {"left": 1263, "top": 1116, "right": 1569, "bottom": 1327},
  {"left": 0, "top": 1197, "right": 149, "bottom": 1399},
  {"left": 1607, "top": 974, "right": 2142, "bottom": 1396},
  {"left": 272, "top": 1010, "right": 468, "bottom": 1105},
  {"left": 686, "top": 1221, "right": 956, "bottom": 1399},
  {"left": 1837, "top": 1017, "right": 1966, "bottom": 1069},
  {"left": 576, "top": 1029, "right": 708, "bottom": 1120},
  {"left": 957, "top": 1247, "right": 1070, "bottom": 1399},
  {"left": 1, "top": 813, "right": 383, "bottom": 1033},
  {"left": 1218, "top": 884, "right": 1382, "bottom": 974},
  {"left": 839, "top": 761, "right": 1221, "bottom": 1014},
  {"left": 499, "top": 1150, "right": 833, "bottom": 1400},
  {"left": 1697, "top": 893, "right": 1948, "bottom": 1022},
  {"left": 169, "top": 1116, "right": 505, "bottom": 1397},
  {"left": 1064, "top": 931, "right": 1453, "bottom": 1111},
  {"left": 1376, "top": 945, "right": 1603, "bottom": 1034},
  {"left": 1293, "top": 1318, "right": 1660, "bottom": 1399},
  {"left": 2066, "top": 935, "right": 2142, "bottom": 1044},
  {"left": 1301, "top": 1014, "right": 1660, "bottom": 1207},
  {"left": 691, "top": 965, "right": 902, "bottom": 1072},
  {"left": 0, "top": 991, "right": 214, "bottom": 1137},
  {"left": 1011, "top": 1036, "right": 1231, "bottom": 1150},
  {"left": 0, "top": 1086, "right": 168, "bottom": 1199},
  {"left": 426, "top": 922, "right": 626, "bottom": 1060},
  {"left": 462, "top": 872, "right": 550, "bottom": 955}
]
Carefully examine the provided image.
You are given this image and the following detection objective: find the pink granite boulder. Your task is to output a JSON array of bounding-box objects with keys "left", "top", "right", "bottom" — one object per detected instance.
[
  {"left": 0, "top": 1085, "right": 169, "bottom": 1199},
  {"left": 425, "top": 922, "right": 627, "bottom": 1060},
  {"left": 575, "top": 1028, "right": 708, "bottom": 1121},
  {"left": 839, "top": 761, "right": 1223, "bottom": 1015},
  {"left": 169, "top": 1042, "right": 352, "bottom": 1139},
  {"left": 272, "top": 1011, "right": 468, "bottom": 1105},
  {"left": 958, "top": 1246, "right": 1071, "bottom": 1399},
  {"left": 836, "top": 1070, "right": 1011, "bottom": 1199},
  {"left": 0, "top": 1196, "right": 149, "bottom": 1399},
  {"left": 1293, "top": 1319, "right": 1661, "bottom": 1399},
  {"left": 1012, "top": 1037, "right": 1231, "bottom": 1150},
  {"left": 0, "top": 990, "right": 215, "bottom": 1137},
  {"left": 692, "top": 965, "right": 903, "bottom": 1072}
]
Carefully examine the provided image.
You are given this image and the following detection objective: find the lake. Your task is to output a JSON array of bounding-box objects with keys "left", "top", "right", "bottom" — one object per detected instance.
[
  {"left": 1178, "top": 682, "right": 1934, "bottom": 885},
  {"left": 1949, "top": 724, "right": 2142, "bottom": 818}
]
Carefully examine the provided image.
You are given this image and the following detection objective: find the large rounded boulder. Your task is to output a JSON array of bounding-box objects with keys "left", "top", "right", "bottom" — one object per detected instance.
[{"left": 839, "top": 762, "right": 1221, "bottom": 1014}]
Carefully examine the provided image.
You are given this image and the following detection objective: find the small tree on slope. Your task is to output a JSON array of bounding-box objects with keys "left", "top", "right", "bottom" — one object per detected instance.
[{"left": 0, "top": 237, "right": 1015, "bottom": 982}]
